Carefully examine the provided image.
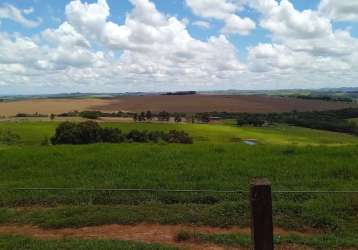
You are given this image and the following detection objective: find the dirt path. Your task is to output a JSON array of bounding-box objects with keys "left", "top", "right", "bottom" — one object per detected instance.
[{"left": 0, "top": 223, "right": 317, "bottom": 250}]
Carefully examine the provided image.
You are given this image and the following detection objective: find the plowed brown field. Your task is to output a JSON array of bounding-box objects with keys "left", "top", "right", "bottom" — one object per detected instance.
[
  {"left": 94, "top": 95, "right": 356, "bottom": 113},
  {"left": 0, "top": 95, "right": 355, "bottom": 116}
]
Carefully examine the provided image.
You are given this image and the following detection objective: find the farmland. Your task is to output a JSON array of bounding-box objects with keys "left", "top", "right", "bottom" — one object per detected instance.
[
  {"left": 0, "top": 94, "right": 356, "bottom": 117},
  {"left": 0, "top": 120, "right": 358, "bottom": 249},
  {"left": 93, "top": 95, "right": 357, "bottom": 113}
]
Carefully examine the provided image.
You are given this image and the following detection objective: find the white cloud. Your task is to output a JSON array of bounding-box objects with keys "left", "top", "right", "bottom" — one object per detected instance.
[
  {"left": 0, "top": 4, "right": 41, "bottom": 28},
  {"left": 192, "top": 20, "right": 211, "bottom": 29},
  {"left": 246, "top": 0, "right": 358, "bottom": 85},
  {"left": 0, "top": 0, "right": 246, "bottom": 90},
  {"left": 251, "top": 0, "right": 331, "bottom": 40},
  {"left": 23, "top": 7, "right": 34, "bottom": 15},
  {"left": 65, "top": 0, "right": 110, "bottom": 40},
  {"left": 319, "top": 0, "right": 358, "bottom": 22},
  {"left": 0, "top": 33, "right": 41, "bottom": 65},
  {"left": 42, "top": 22, "right": 90, "bottom": 48},
  {"left": 222, "top": 14, "right": 256, "bottom": 35},
  {"left": 1, "top": 0, "right": 358, "bottom": 92},
  {"left": 186, "top": 0, "right": 256, "bottom": 35},
  {"left": 186, "top": 0, "right": 237, "bottom": 20}
]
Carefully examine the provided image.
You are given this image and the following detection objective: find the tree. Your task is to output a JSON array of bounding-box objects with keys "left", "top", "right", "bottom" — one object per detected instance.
[
  {"left": 80, "top": 111, "right": 101, "bottom": 119},
  {"left": 174, "top": 113, "right": 182, "bottom": 123},
  {"left": 138, "top": 112, "right": 146, "bottom": 121},
  {"left": 146, "top": 111, "right": 152, "bottom": 121},
  {"left": 158, "top": 111, "right": 170, "bottom": 121}
]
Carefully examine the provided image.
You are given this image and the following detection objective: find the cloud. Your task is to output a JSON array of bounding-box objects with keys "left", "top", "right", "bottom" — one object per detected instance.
[
  {"left": 23, "top": 7, "right": 34, "bottom": 15},
  {"left": 0, "top": 0, "right": 246, "bottom": 90},
  {"left": 185, "top": 0, "right": 255, "bottom": 35},
  {"left": 222, "top": 14, "right": 256, "bottom": 35},
  {"left": 319, "top": 0, "right": 358, "bottom": 22},
  {"left": 0, "top": 4, "right": 41, "bottom": 28},
  {"left": 0, "top": 0, "right": 358, "bottom": 92},
  {"left": 250, "top": 0, "right": 331, "bottom": 40},
  {"left": 248, "top": 0, "right": 358, "bottom": 58},
  {"left": 65, "top": 0, "right": 110, "bottom": 40},
  {"left": 246, "top": 0, "right": 358, "bottom": 83},
  {"left": 192, "top": 20, "right": 211, "bottom": 29},
  {"left": 42, "top": 22, "right": 90, "bottom": 48}
]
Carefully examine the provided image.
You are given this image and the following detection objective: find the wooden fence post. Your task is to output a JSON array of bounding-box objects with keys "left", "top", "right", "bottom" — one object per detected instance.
[{"left": 250, "top": 178, "right": 274, "bottom": 250}]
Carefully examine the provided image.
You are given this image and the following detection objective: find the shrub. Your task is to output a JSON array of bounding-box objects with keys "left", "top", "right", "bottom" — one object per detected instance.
[
  {"left": 100, "top": 128, "right": 125, "bottom": 143},
  {"left": 147, "top": 131, "right": 166, "bottom": 143},
  {"left": 51, "top": 122, "right": 193, "bottom": 145},
  {"left": 166, "top": 130, "right": 193, "bottom": 144},
  {"left": 0, "top": 130, "right": 21, "bottom": 145},
  {"left": 175, "top": 230, "right": 192, "bottom": 242},
  {"left": 51, "top": 121, "right": 81, "bottom": 145},
  {"left": 126, "top": 130, "right": 148, "bottom": 142},
  {"left": 77, "top": 121, "right": 103, "bottom": 144},
  {"left": 51, "top": 121, "right": 102, "bottom": 144}
]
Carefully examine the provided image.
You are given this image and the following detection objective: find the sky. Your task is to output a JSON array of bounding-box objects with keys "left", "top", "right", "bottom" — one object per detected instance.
[{"left": 0, "top": 0, "right": 358, "bottom": 94}]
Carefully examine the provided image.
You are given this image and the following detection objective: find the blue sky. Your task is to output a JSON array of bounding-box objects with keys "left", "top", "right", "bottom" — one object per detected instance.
[{"left": 1, "top": 0, "right": 358, "bottom": 94}]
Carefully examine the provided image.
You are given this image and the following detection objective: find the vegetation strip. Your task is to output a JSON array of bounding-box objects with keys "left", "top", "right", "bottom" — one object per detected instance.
[
  {"left": 0, "top": 187, "right": 247, "bottom": 193},
  {"left": 0, "top": 223, "right": 354, "bottom": 249},
  {"left": 176, "top": 231, "right": 358, "bottom": 249},
  {"left": 0, "top": 224, "right": 330, "bottom": 250},
  {"left": 1, "top": 188, "right": 358, "bottom": 193},
  {"left": 0, "top": 236, "right": 176, "bottom": 250}
]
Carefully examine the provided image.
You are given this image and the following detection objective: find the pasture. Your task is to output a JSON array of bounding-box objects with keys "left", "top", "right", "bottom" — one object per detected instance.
[{"left": 0, "top": 121, "right": 357, "bottom": 249}]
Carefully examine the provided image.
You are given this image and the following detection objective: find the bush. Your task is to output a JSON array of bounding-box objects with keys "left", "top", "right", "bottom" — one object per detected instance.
[
  {"left": 0, "top": 130, "right": 21, "bottom": 145},
  {"left": 51, "top": 121, "right": 81, "bottom": 145},
  {"left": 175, "top": 230, "right": 192, "bottom": 242},
  {"left": 100, "top": 128, "right": 125, "bottom": 143},
  {"left": 126, "top": 130, "right": 148, "bottom": 142},
  {"left": 51, "top": 121, "right": 193, "bottom": 145},
  {"left": 166, "top": 130, "right": 193, "bottom": 144},
  {"left": 51, "top": 121, "right": 102, "bottom": 145},
  {"left": 147, "top": 131, "right": 166, "bottom": 143},
  {"left": 77, "top": 121, "right": 103, "bottom": 144}
]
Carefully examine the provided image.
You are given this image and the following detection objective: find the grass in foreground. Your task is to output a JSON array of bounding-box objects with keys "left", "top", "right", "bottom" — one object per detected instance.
[
  {"left": 176, "top": 231, "right": 358, "bottom": 250},
  {"left": 0, "top": 236, "right": 176, "bottom": 250},
  {"left": 0, "top": 121, "right": 357, "bottom": 247},
  {"left": 0, "top": 201, "right": 357, "bottom": 237}
]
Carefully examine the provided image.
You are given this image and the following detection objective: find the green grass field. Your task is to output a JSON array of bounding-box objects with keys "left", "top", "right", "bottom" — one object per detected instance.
[
  {"left": 0, "top": 120, "right": 357, "bottom": 249},
  {"left": 1, "top": 120, "right": 358, "bottom": 146}
]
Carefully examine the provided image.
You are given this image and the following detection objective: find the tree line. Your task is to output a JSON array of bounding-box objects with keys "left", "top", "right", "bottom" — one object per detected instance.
[
  {"left": 286, "top": 94, "right": 355, "bottom": 103},
  {"left": 235, "top": 108, "right": 358, "bottom": 135}
]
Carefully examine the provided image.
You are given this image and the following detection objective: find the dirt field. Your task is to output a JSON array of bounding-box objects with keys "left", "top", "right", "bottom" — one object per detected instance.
[
  {"left": 0, "top": 98, "right": 112, "bottom": 117},
  {"left": 0, "top": 223, "right": 315, "bottom": 250},
  {"left": 94, "top": 95, "right": 356, "bottom": 113},
  {"left": 0, "top": 95, "right": 355, "bottom": 116}
]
